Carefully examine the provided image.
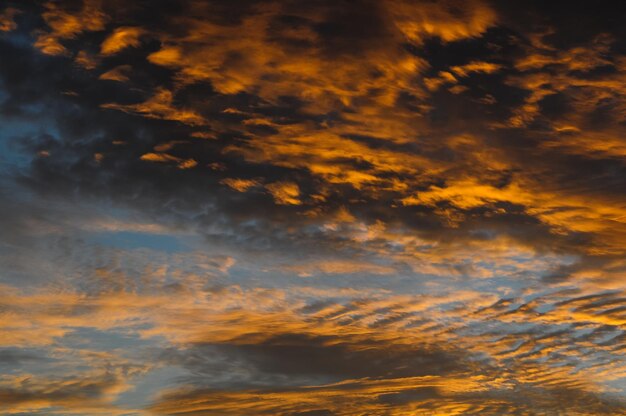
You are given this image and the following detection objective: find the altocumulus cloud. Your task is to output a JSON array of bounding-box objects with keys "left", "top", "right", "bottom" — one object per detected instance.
[{"left": 0, "top": 0, "right": 626, "bottom": 415}]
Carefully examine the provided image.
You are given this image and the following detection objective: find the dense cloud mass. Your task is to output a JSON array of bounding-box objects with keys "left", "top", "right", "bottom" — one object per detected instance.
[{"left": 0, "top": 0, "right": 625, "bottom": 414}]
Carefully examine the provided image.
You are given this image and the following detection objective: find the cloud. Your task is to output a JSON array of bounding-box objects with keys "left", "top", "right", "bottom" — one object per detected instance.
[
  {"left": 99, "top": 65, "right": 132, "bottom": 82},
  {"left": 0, "top": 7, "right": 19, "bottom": 32},
  {"left": 34, "top": 1, "right": 107, "bottom": 56},
  {"left": 0, "top": 371, "right": 142, "bottom": 415},
  {"left": 265, "top": 181, "right": 301, "bottom": 205},
  {"left": 221, "top": 178, "right": 261, "bottom": 192},
  {"left": 102, "top": 88, "right": 208, "bottom": 126},
  {"left": 140, "top": 152, "right": 198, "bottom": 170},
  {"left": 149, "top": 382, "right": 626, "bottom": 415},
  {"left": 387, "top": 0, "right": 496, "bottom": 43},
  {"left": 277, "top": 259, "right": 396, "bottom": 277},
  {"left": 0, "top": 258, "right": 624, "bottom": 413},
  {"left": 100, "top": 26, "right": 144, "bottom": 55}
]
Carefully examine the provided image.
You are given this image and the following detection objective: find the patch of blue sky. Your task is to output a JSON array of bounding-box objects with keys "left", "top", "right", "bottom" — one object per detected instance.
[
  {"left": 1, "top": 29, "right": 36, "bottom": 49},
  {"left": 441, "top": 273, "right": 529, "bottom": 298},
  {"left": 60, "top": 327, "right": 156, "bottom": 353},
  {"left": 0, "top": 347, "right": 56, "bottom": 375},
  {"left": 87, "top": 230, "right": 187, "bottom": 253},
  {"left": 0, "top": 116, "right": 50, "bottom": 172},
  {"left": 114, "top": 365, "right": 189, "bottom": 410},
  {"left": 605, "top": 376, "right": 626, "bottom": 397},
  {"left": 535, "top": 303, "right": 555, "bottom": 313},
  {"left": 593, "top": 330, "right": 624, "bottom": 345}
]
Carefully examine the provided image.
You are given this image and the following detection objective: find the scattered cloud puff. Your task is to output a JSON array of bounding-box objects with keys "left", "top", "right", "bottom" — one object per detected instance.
[
  {"left": 100, "top": 26, "right": 144, "bottom": 55},
  {"left": 0, "top": 6, "right": 19, "bottom": 32}
]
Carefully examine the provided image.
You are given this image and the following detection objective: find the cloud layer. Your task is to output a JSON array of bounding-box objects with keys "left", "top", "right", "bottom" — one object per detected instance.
[{"left": 1, "top": 0, "right": 625, "bottom": 414}]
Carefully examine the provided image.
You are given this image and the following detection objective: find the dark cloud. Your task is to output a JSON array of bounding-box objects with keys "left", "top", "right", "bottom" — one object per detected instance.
[
  {"left": 172, "top": 333, "right": 469, "bottom": 388},
  {"left": 2, "top": 0, "right": 623, "bottom": 267},
  {"left": 0, "top": 348, "right": 45, "bottom": 365},
  {"left": 0, "top": 372, "right": 127, "bottom": 414}
]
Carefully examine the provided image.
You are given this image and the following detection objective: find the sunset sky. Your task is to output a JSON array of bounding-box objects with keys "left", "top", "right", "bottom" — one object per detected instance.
[{"left": 1, "top": 1, "right": 626, "bottom": 414}]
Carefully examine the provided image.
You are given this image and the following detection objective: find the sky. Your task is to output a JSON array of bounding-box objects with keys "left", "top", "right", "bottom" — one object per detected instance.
[{"left": 0, "top": 0, "right": 626, "bottom": 415}]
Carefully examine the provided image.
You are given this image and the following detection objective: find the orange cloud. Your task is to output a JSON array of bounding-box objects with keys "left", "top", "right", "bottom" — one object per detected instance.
[
  {"left": 140, "top": 152, "right": 197, "bottom": 169},
  {"left": 100, "top": 26, "right": 144, "bottom": 55},
  {"left": 279, "top": 259, "right": 396, "bottom": 277},
  {"left": 74, "top": 50, "right": 99, "bottom": 69},
  {"left": 98, "top": 65, "right": 131, "bottom": 82},
  {"left": 450, "top": 61, "right": 501, "bottom": 77},
  {"left": 34, "top": 0, "right": 107, "bottom": 56},
  {"left": 139, "top": 0, "right": 497, "bottom": 116},
  {"left": 0, "top": 371, "right": 145, "bottom": 415},
  {"left": 388, "top": 0, "right": 497, "bottom": 44},
  {"left": 102, "top": 88, "right": 207, "bottom": 126},
  {"left": 0, "top": 7, "right": 20, "bottom": 32},
  {"left": 265, "top": 181, "right": 301, "bottom": 205},
  {"left": 221, "top": 178, "right": 260, "bottom": 192},
  {"left": 1, "top": 266, "right": 625, "bottom": 415}
]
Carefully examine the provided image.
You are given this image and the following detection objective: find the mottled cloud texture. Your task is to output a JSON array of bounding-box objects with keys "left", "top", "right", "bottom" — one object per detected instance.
[{"left": 1, "top": 0, "right": 626, "bottom": 414}]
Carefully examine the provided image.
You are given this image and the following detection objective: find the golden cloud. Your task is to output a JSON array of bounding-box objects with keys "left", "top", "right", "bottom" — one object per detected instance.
[
  {"left": 0, "top": 7, "right": 20, "bottom": 32},
  {"left": 100, "top": 26, "right": 144, "bottom": 55},
  {"left": 34, "top": 0, "right": 107, "bottom": 56}
]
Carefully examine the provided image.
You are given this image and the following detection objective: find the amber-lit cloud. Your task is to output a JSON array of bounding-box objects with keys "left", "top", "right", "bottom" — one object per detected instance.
[
  {"left": 34, "top": 0, "right": 107, "bottom": 55},
  {"left": 265, "top": 181, "right": 301, "bottom": 205},
  {"left": 221, "top": 178, "right": 261, "bottom": 192},
  {"left": 1, "top": 275, "right": 625, "bottom": 414},
  {"left": 0, "top": 6, "right": 19, "bottom": 32},
  {"left": 140, "top": 151, "right": 197, "bottom": 169},
  {"left": 388, "top": 0, "right": 496, "bottom": 44},
  {"left": 98, "top": 64, "right": 132, "bottom": 82},
  {"left": 102, "top": 88, "right": 208, "bottom": 126},
  {"left": 1, "top": 0, "right": 626, "bottom": 414},
  {"left": 100, "top": 26, "right": 144, "bottom": 55},
  {"left": 0, "top": 368, "right": 147, "bottom": 415}
]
